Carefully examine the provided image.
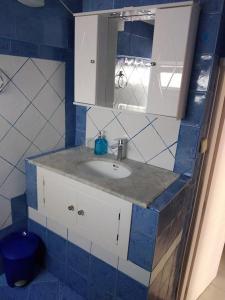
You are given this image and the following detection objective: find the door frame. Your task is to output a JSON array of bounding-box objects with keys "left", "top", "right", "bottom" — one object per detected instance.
[{"left": 178, "top": 58, "right": 225, "bottom": 300}]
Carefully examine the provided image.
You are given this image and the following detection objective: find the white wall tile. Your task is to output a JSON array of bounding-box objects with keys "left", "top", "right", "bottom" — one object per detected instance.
[
  {"left": 32, "top": 58, "right": 60, "bottom": 80},
  {"left": 0, "top": 116, "right": 11, "bottom": 141},
  {"left": 12, "top": 59, "right": 46, "bottom": 101},
  {"left": 68, "top": 229, "right": 92, "bottom": 253},
  {"left": 118, "top": 258, "right": 151, "bottom": 286},
  {"left": 0, "top": 55, "right": 27, "bottom": 79},
  {"left": 49, "top": 63, "right": 65, "bottom": 100},
  {"left": 0, "top": 195, "right": 12, "bottom": 230},
  {"left": 28, "top": 207, "right": 47, "bottom": 227},
  {"left": 0, "top": 169, "right": 25, "bottom": 199},
  {"left": 91, "top": 242, "right": 119, "bottom": 268}
]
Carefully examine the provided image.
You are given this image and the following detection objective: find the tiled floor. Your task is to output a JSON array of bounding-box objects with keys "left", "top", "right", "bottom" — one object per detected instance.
[
  {"left": 0, "top": 270, "right": 84, "bottom": 300},
  {"left": 198, "top": 248, "right": 225, "bottom": 300}
]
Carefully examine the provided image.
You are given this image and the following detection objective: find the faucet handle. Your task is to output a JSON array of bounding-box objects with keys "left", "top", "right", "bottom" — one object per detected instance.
[{"left": 118, "top": 138, "right": 128, "bottom": 145}]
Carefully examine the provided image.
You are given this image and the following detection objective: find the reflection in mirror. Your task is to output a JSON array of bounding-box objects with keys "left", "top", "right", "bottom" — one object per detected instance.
[{"left": 113, "top": 18, "right": 155, "bottom": 112}]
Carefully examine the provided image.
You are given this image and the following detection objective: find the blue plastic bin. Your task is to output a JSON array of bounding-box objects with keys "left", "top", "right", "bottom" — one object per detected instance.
[{"left": 0, "top": 231, "right": 42, "bottom": 287}]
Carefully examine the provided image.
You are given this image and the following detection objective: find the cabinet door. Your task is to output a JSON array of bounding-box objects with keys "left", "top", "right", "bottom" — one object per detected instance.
[
  {"left": 37, "top": 167, "right": 132, "bottom": 258},
  {"left": 147, "top": 6, "right": 198, "bottom": 118},
  {"left": 75, "top": 15, "right": 98, "bottom": 105}
]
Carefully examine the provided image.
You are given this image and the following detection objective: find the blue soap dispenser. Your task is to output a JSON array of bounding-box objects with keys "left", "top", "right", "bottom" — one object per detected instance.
[{"left": 94, "top": 131, "right": 108, "bottom": 155}]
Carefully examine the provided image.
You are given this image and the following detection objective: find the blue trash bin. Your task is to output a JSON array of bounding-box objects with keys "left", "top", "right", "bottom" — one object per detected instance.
[{"left": 0, "top": 231, "right": 43, "bottom": 287}]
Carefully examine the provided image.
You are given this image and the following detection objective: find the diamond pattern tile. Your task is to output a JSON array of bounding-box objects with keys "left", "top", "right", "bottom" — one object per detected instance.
[
  {"left": 49, "top": 63, "right": 65, "bottom": 100},
  {"left": 0, "top": 81, "right": 30, "bottom": 123},
  {"left": 0, "top": 195, "right": 12, "bottom": 229},
  {"left": 0, "top": 54, "right": 65, "bottom": 217},
  {"left": 86, "top": 106, "right": 181, "bottom": 171},
  {"left": 32, "top": 58, "right": 61, "bottom": 80},
  {"left": 12, "top": 59, "right": 46, "bottom": 101},
  {"left": 33, "top": 83, "right": 62, "bottom": 119}
]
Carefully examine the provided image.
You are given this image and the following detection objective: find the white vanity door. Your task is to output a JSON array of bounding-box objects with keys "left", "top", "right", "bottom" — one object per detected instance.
[
  {"left": 75, "top": 15, "right": 98, "bottom": 105},
  {"left": 37, "top": 167, "right": 132, "bottom": 258},
  {"left": 147, "top": 5, "right": 198, "bottom": 118}
]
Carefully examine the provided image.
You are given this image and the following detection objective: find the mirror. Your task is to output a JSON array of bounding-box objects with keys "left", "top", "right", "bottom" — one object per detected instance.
[{"left": 113, "top": 17, "right": 155, "bottom": 113}]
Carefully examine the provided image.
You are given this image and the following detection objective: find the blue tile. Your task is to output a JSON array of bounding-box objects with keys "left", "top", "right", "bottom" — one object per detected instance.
[
  {"left": 11, "top": 40, "right": 39, "bottom": 57},
  {"left": 195, "top": 13, "right": 222, "bottom": 54},
  {"left": 39, "top": 45, "right": 67, "bottom": 61},
  {"left": 59, "top": 282, "right": 84, "bottom": 300},
  {"left": 0, "top": 38, "right": 11, "bottom": 54},
  {"left": 199, "top": 0, "right": 224, "bottom": 13},
  {"left": 46, "top": 229, "right": 67, "bottom": 262},
  {"left": 175, "top": 124, "right": 201, "bottom": 160},
  {"left": 61, "top": 0, "right": 82, "bottom": 13},
  {"left": 117, "top": 32, "right": 131, "bottom": 56},
  {"left": 25, "top": 161, "right": 37, "bottom": 209},
  {"left": 76, "top": 105, "right": 87, "bottom": 131},
  {"left": 15, "top": 16, "right": 44, "bottom": 44},
  {"left": 183, "top": 92, "right": 207, "bottom": 127},
  {"left": 11, "top": 193, "right": 27, "bottom": 223},
  {"left": 67, "top": 241, "right": 89, "bottom": 278},
  {"left": 46, "top": 254, "right": 66, "bottom": 283},
  {"left": 131, "top": 205, "right": 158, "bottom": 236},
  {"left": 66, "top": 266, "right": 88, "bottom": 299},
  {"left": 28, "top": 219, "right": 46, "bottom": 244},
  {"left": 29, "top": 281, "right": 60, "bottom": 300},
  {"left": 128, "top": 231, "right": 155, "bottom": 271},
  {"left": 190, "top": 54, "right": 214, "bottom": 92},
  {"left": 89, "top": 256, "right": 117, "bottom": 300},
  {"left": 0, "top": 286, "right": 29, "bottom": 300},
  {"left": 116, "top": 271, "right": 148, "bottom": 300}
]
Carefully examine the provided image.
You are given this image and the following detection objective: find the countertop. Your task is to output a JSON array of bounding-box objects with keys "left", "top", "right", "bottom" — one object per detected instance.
[{"left": 28, "top": 146, "right": 180, "bottom": 208}]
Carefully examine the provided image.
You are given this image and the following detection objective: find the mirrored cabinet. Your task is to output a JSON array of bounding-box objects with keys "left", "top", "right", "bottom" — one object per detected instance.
[{"left": 74, "top": 2, "right": 199, "bottom": 119}]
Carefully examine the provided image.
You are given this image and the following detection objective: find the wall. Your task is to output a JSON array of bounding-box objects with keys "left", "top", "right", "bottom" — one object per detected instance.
[{"left": 0, "top": 0, "right": 82, "bottom": 241}]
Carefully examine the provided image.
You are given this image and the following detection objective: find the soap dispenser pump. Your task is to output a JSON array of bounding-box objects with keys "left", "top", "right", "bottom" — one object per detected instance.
[{"left": 94, "top": 131, "right": 108, "bottom": 155}]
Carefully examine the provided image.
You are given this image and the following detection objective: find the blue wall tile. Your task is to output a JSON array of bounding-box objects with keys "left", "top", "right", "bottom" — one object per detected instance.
[
  {"left": 28, "top": 219, "right": 46, "bottom": 244},
  {"left": 28, "top": 281, "right": 59, "bottom": 300},
  {"left": 66, "top": 266, "right": 88, "bottom": 299},
  {"left": 47, "top": 254, "right": 66, "bottom": 283},
  {"left": 11, "top": 194, "right": 27, "bottom": 224},
  {"left": 25, "top": 161, "right": 37, "bottom": 210},
  {"left": 116, "top": 271, "right": 148, "bottom": 300},
  {"left": 46, "top": 230, "right": 67, "bottom": 263},
  {"left": 89, "top": 256, "right": 117, "bottom": 300},
  {"left": 67, "top": 241, "right": 90, "bottom": 278}
]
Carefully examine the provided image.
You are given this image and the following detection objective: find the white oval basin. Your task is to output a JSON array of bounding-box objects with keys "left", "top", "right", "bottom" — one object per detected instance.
[{"left": 81, "top": 160, "right": 132, "bottom": 179}]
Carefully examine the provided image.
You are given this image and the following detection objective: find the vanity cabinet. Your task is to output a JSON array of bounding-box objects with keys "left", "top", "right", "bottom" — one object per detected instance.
[{"left": 37, "top": 167, "right": 132, "bottom": 258}]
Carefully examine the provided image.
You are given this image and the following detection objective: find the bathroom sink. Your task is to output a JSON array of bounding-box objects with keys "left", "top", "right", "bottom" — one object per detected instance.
[{"left": 81, "top": 160, "right": 132, "bottom": 179}]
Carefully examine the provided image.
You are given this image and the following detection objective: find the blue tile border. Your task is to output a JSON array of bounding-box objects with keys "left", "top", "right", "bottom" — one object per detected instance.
[{"left": 25, "top": 161, "right": 37, "bottom": 210}]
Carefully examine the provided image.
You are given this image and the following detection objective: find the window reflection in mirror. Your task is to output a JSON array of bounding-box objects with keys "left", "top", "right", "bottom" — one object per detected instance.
[{"left": 113, "top": 17, "right": 155, "bottom": 113}]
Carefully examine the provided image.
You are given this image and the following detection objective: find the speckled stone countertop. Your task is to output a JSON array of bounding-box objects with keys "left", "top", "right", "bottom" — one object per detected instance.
[{"left": 29, "top": 146, "right": 179, "bottom": 208}]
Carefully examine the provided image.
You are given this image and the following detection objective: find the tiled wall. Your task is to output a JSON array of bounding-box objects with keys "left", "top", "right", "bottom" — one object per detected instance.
[
  {"left": 0, "top": 54, "right": 65, "bottom": 233},
  {"left": 86, "top": 107, "right": 180, "bottom": 171}
]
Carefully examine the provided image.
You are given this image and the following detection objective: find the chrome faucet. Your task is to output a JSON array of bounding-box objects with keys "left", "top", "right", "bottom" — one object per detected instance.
[{"left": 111, "top": 138, "right": 128, "bottom": 161}]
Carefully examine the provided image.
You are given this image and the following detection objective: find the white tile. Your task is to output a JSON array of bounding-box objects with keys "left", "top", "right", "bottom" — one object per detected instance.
[
  {"left": 0, "top": 116, "right": 11, "bottom": 141},
  {"left": 153, "top": 116, "right": 180, "bottom": 147},
  {"left": 0, "top": 156, "right": 14, "bottom": 186},
  {"left": 0, "top": 195, "right": 12, "bottom": 229},
  {"left": 33, "top": 83, "right": 62, "bottom": 119},
  {"left": 16, "top": 144, "right": 41, "bottom": 172},
  {"left": 54, "top": 136, "right": 65, "bottom": 151},
  {"left": 0, "top": 81, "right": 29, "bottom": 123},
  {"left": 15, "top": 105, "right": 47, "bottom": 141},
  {"left": 126, "top": 140, "right": 145, "bottom": 163},
  {"left": 33, "top": 123, "right": 61, "bottom": 152},
  {"left": 32, "top": 58, "right": 60, "bottom": 80},
  {"left": 0, "top": 54, "right": 27, "bottom": 79},
  {"left": 68, "top": 229, "right": 92, "bottom": 253},
  {"left": 104, "top": 116, "right": 129, "bottom": 147},
  {"left": 88, "top": 107, "right": 115, "bottom": 131},
  {"left": 12, "top": 59, "right": 46, "bottom": 101},
  {"left": 132, "top": 125, "right": 165, "bottom": 161},
  {"left": 49, "top": 102, "right": 65, "bottom": 136},
  {"left": 118, "top": 258, "right": 150, "bottom": 286},
  {"left": 47, "top": 217, "right": 67, "bottom": 239},
  {"left": 117, "top": 111, "right": 149, "bottom": 138},
  {"left": 149, "top": 149, "right": 175, "bottom": 171},
  {"left": 170, "top": 143, "right": 178, "bottom": 157},
  {"left": 28, "top": 207, "right": 47, "bottom": 227},
  {"left": 0, "top": 168, "right": 25, "bottom": 199},
  {"left": 49, "top": 63, "right": 65, "bottom": 100},
  {"left": 86, "top": 115, "right": 99, "bottom": 142},
  {"left": 91, "top": 242, "right": 119, "bottom": 268},
  {"left": 0, "top": 127, "right": 30, "bottom": 165}
]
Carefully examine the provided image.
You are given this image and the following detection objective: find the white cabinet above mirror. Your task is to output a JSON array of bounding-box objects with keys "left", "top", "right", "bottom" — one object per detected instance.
[{"left": 73, "top": 1, "right": 199, "bottom": 119}]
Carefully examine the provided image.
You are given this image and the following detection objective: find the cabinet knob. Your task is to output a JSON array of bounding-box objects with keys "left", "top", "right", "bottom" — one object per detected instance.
[
  {"left": 90, "top": 59, "right": 95, "bottom": 64},
  {"left": 78, "top": 210, "right": 85, "bottom": 216},
  {"left": 68, "top": 205, "right": 75, "bottom": 211},
  {"left": 150, "top": 61, "right": 156, "bottom": 66}
]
